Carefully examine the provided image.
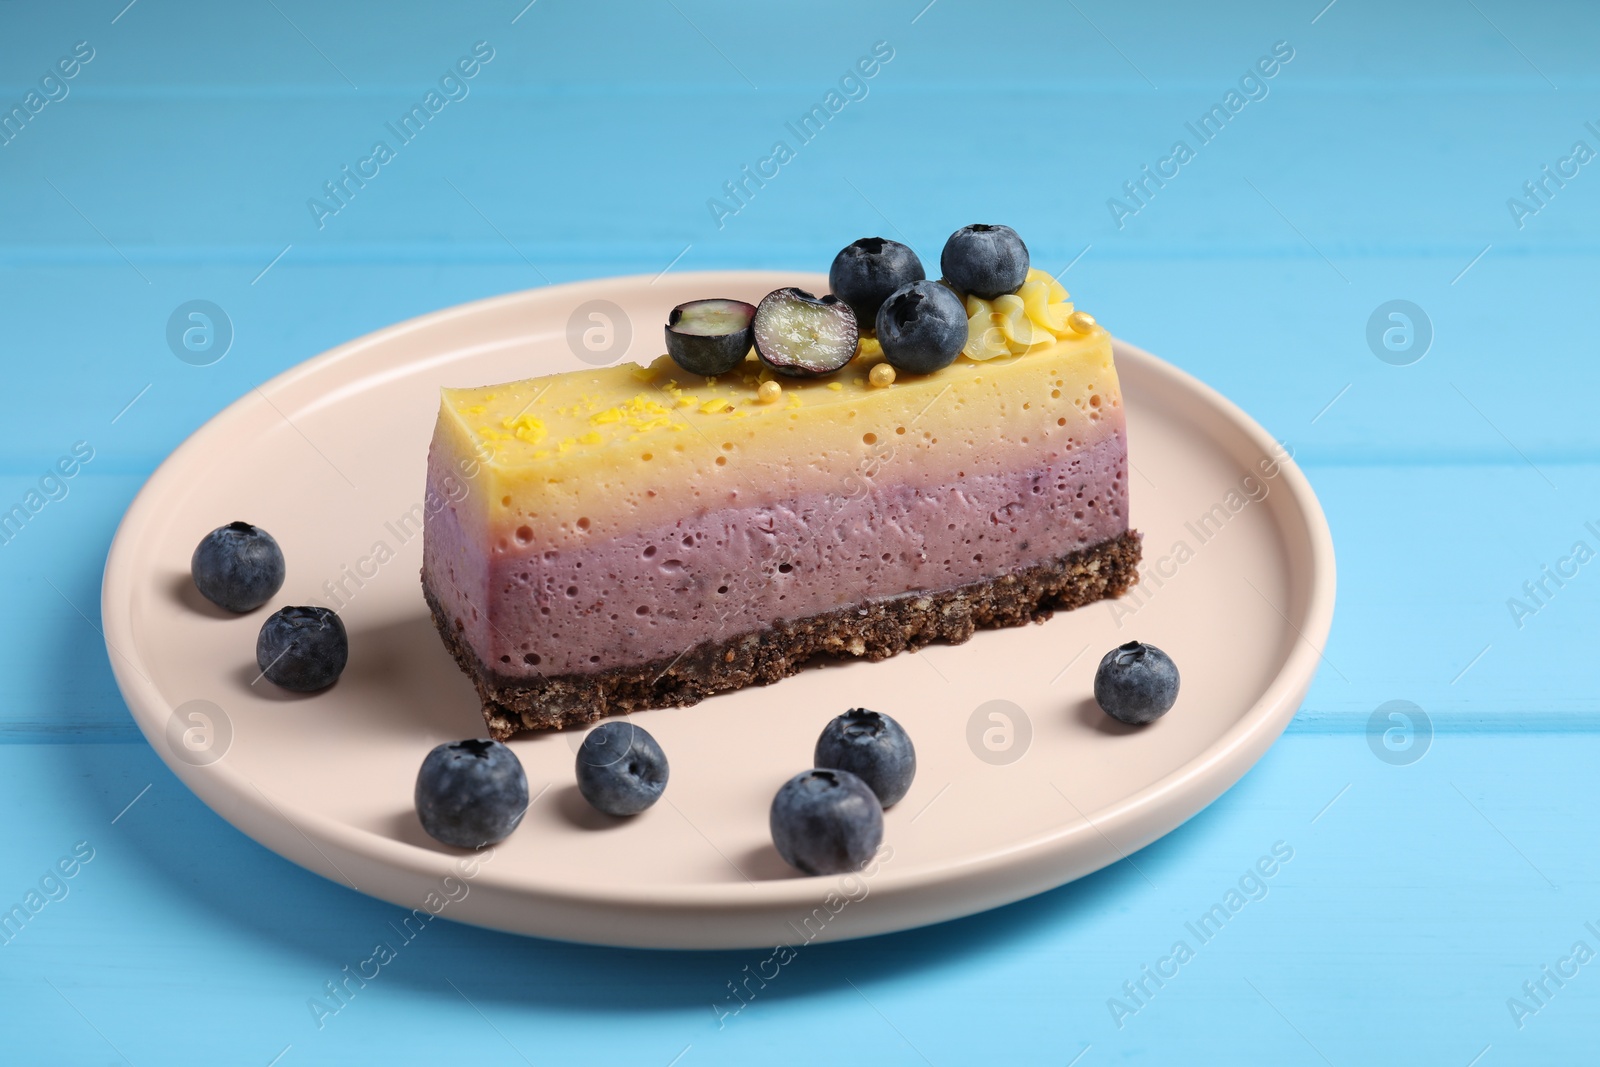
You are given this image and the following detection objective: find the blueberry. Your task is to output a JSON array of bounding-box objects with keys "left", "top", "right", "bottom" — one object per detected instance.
[
  {"left": 752, "top": 287, "right": 859, "bottom": 377},
  {"left": 875, "top": 280, "right": 967, "bottom": 374},
  {"left": 575, "top": 721, "right": 669, "bottom": 816},
  {"left": 1093, "top": 641, "right": 1180, "bottom": 725},
  {"left": 665, "top": 298, "right": 757, "bottom": 377},
  {"left": 769, "top": 769, "right": 883, "bottom": 876},
  {"left": 814, "top": 708, "right": 916, "bottom": 807},
  {"left": 940, "top": 224, "right": 1029, "bottom": 299},
  {"left": 828, "top": 237, "right": 926, "bottom": 326},
  {"left": 255, "top": 605, "right": 349, "bottom": 692},
  {"left": 415, "top": 739, "right": 529, "bottom": 848},
  {"left": 191, "top": 521, "right": 285, "bottom": 613}
]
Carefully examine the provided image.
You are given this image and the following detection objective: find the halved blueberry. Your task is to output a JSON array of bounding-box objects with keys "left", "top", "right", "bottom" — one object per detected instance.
[
  {"left": 941, "top": 224, "right": 1029, "bottom": 299},
  {"left": 875, "top": 280, "right": 967, "bottom": 374},
  {"left": 828, "top": 237, "right": 925, "bottom": 327},
  {"left": 665, "top": 298, "right": 757, "bottom": 377},
  {"left": 752, "top": 288, "right": 859, "bottom": 377}
]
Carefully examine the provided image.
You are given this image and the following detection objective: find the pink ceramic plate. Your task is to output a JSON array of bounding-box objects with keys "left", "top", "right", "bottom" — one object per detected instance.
[{"left": 102, "top": 272, "right": 1335, "bottom": 949}]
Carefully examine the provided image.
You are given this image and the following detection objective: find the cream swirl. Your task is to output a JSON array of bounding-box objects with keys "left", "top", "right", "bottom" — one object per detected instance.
[{"left": 961, "top": 268, "right": 1079, "bottom": 361}]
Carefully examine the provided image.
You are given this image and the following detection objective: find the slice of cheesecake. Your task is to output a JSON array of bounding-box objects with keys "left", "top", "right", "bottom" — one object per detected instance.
[{"left": 423, "top": 270, "right": 1140, "bottom": 737}]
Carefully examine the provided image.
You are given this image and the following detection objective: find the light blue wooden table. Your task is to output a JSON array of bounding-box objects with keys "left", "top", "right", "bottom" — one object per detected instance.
[{"left": 3, "top": 1, "right": 1597, "bottom": 1062}]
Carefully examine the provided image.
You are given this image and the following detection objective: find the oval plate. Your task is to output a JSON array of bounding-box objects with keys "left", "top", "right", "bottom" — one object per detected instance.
[{"left": 102, "top": 272, "right": 1335, "bottom": 950}]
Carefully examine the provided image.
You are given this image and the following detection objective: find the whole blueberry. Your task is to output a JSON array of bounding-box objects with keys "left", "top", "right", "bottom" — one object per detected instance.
[
  {"left": 828, "top": 237, "right": 926, "bottom": 326},
  {"left": 415, "top": 739, "right": 529, "bottom": 848},
  {"left": 1093, "top": 641, "right": 1180, "bottom": 725},
  {"left": 940, "top": 224, "right": 1029, "bottom": 299},
  {"left": 575, "top": 721, "right": 669, "bottom": 816},
  {"left": 255, "top": 605, "right": 348, "bottom": 692},
  {"left": 191, "top": 521, "right": 285, "bottom": 613},
  {"left": 769, "top": 768, "right": 883, "bottom": 876},
  {"left": 875, "top": 280, "right": 967, "bottom": 374},
  {"left": 814, "top": 708, "right": 916, "bottom": 807}
]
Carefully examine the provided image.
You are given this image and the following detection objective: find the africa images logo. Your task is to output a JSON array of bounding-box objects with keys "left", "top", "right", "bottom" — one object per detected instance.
[
  {"left": 306, "top": 42, "right": 496, "bottom": 230},
  {"left": 0, "top": 40, "right": 95, "bottom": 148}
]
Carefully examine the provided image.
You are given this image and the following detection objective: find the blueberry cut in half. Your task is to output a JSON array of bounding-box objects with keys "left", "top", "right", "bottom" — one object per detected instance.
[
  {"left": 255, "top": 605, "right": 349, "bottom": 692},
  {"left": 875, "top": 280, "right": 967, "bottom": 374},
  {"left": 191, "top": 521, "right": 285, "bottom": 613},
  {"left": 415, "top": 739, "right": 529, "bottom": 848},
  {"left": 769, "top": 768, "right": 884, "bottom": 876},
  {"left": 575, "top": 721, "right": 669, "bottom": 816},
  {"left": 1093, "top": 641, "right": 1180, "bottom": 725},
  {"left": 752, "top": 287, "right": 859, "bottom": 377},
  {"left": 814, "top": 708, "right": 916, "bottom": 807},
  {"left": 940, "top": 224, "right": 1030, "bottom": 300},
  {"left": 665, "top": 298, "right": 757, "bottom": 377},
  {"left": 828, "top": 237, "right": 926, "bottom": 326}
]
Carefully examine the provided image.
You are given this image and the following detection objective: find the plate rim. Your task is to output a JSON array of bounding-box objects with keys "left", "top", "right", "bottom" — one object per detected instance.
[{"left": 101, "top": 271, "right": 1336, "bottom": 940}]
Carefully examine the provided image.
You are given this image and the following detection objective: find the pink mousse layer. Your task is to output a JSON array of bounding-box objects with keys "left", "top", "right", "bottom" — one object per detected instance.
[{"left": 425, "top": 429, "right": 1129, "bottom": 677}]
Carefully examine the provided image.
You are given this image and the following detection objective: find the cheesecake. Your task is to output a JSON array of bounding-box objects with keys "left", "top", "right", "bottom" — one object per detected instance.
[{"left": 423, "top": 266, "right": 1140, "bottom": 738}]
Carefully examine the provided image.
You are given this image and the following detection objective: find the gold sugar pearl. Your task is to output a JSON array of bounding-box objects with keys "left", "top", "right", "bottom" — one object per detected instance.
[
  {"left": 1067, "top": 310, "right": 1098, "bottom": 334},
  {"left": 868, "top": 363, "right": 896, "bottom": 388},
  {"left": 757, "top": 380, "right": 782, "bottom": 403}
]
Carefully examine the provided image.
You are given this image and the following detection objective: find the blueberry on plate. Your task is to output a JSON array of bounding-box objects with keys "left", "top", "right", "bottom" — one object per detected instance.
[
  {"left": 575, "top": 721, "right": 669, "bottom": 816},
  {"left": 752, "top": 287, "right": 859, "bottom": 377},
  {"left": 191, "top": 521, "right": 285, "bottom": 613},
  {"left": 814, "top": 708, "right": 916, "bottom": 807},
  {"left": 1093, "top": 641, "right": 1180, "bottom": 725},
  {"left": 255, "top": 605, "right": 349, "bottom": 692},
  {"left": 770, "top": 768, "right": 883, "bottom": 876},
  {"left": 940, "top": 224, "right": 1029, "bottom": 299},
  {"left": 828, "top": 237, "right": 926, "bottom": 326},
  {"left": 875, "top": 280, "right": 967, "bottom": 374},
  {"left": 415, "top": 739, "right": 529, "bottom": 848},
  {"left": 665, "top": 298, "right": 758, "bottom": 377}
]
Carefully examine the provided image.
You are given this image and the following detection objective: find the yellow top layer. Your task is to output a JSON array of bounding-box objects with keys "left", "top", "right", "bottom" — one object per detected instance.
[
  {"left": 450, "top": 271, "right": 1082, "bottom": 458},
  {"left": 433, "top": 272, "right": 1121, "bottom": 542}
]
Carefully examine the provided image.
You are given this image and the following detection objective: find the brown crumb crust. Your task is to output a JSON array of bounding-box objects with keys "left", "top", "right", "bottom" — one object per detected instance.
[{"left": 424, "top": 531, "right": 1142, "bottom": 739}]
